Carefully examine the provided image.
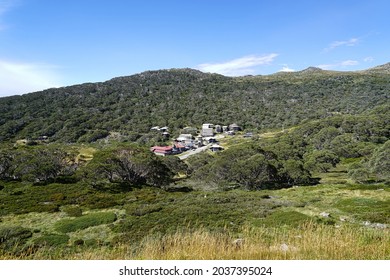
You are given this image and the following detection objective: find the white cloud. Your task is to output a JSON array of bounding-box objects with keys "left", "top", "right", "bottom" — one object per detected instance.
[
  {"left": 364, "top": 56, "right": 374, "bottom": 62},
  {"left": 324, "top": 38, "right": 359, "bottom": 52},
  {"left": 317, "top": 60, "right": 359, "bottom": 70},
  {"left": 340, "top": 60, "right": 359, "bottom": 66},
  {"left": 0, "top": 60, "right": 63, "bottom": 97},
  {"left": 197, "top": 54, "right": 278, "bottom": 76}
]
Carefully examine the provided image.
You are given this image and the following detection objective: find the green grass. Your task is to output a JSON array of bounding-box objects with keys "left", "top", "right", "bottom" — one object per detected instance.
[
  {"left": 54, "top": 212, "right": 117, "bottom": 233},
  {"left": 1, "top": 173, "right": 389, "bottom": 259},
  {"left": 335, "top": 197, "right": 390, "bottom": 224},
  {"left": 253, "top": 210, "right": 314, "bottom": 227}
]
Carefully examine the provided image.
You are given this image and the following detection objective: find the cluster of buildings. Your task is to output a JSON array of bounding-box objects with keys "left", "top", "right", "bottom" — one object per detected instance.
[{"left": 150, "top": 123, "right": 242, "bottom": 156}]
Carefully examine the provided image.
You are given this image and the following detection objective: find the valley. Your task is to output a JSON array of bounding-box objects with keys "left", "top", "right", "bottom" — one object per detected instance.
[{"left": 0, "top": 65, "right": 389, "bottom": 260}]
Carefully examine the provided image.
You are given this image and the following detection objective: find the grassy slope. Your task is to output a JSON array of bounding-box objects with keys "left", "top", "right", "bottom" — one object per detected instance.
[
  {"left": 1, "top": 178, "right": 388, "bottom": 259},
  {"left": 1, "top": 131, "right": 389, "bottom": 259}
]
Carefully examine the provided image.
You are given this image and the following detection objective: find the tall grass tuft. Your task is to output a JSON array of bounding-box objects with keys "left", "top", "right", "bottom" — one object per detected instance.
[{"left": 1, "top": 223, "right": 388, "bottom": 260}]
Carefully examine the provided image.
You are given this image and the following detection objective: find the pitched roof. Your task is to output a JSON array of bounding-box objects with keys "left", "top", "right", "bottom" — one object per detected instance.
[{"left": 151, "top": 146, "right": 173, "bottom": 152}]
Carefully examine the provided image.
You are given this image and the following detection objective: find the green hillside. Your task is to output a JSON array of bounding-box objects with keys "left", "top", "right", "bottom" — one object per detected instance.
[{"left": 1, "top": 64, "right": 389, "bottom": 143}]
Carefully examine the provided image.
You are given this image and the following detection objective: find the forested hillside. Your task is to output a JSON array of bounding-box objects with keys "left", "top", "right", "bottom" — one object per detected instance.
[{"left": 0, "top": 64, "right": 389, "bottom": 143}]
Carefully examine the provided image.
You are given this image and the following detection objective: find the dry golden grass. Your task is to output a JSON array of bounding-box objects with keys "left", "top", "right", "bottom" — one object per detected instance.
[{"left": 2, "top": 223, "right": 388, "bottom": 260}]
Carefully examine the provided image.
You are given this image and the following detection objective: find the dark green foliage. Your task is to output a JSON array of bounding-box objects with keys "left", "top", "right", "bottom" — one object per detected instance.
[
  {"left": 186, "top": 152, "right": 214, "bottom": 174},
  {"left": 280, "top": 159, "right": 311, "bottom": 185},
  {"left": 0, "top": 68, "right": 388, "bottom": 143},
  {"left": 191, "top": 143, "right": 308, "bottom": 189},
  {"left": 347, "top": 140, "right": 390, "bottom": 183},
  {"left": 54, "top": 212, "right": 117, "bottom": 233},
  {"left": 77, "top": 130, "right": 110, "bottom": 143},
  {"left": 32, "top": 234, "right": 69, "bottom": 247},
  {"left": 113, "top": 190, "right": 282, "bottom": 243},
  {"left": 160, "top": 156, "right": 188, "bottom": 176},
  {"left": 0, "top": 226, "right": 32, "bottom": 249},
  {"left": 254, "top": 211, "right": 314, "bottom": 227},
  {"left": 0, "top": 182, "right": 92, "bottom": 215},
  {"left": 126, "top": 204, "right": 163, "bottom": 216},
  {"left": 62, "top": 205, "right": 83, "bottom": 217},
  {"left": 335, "top": 198, "right": 390, "bottom": 224},
  {"left": 368, "top": 140, "right": 390, "bottom": 181},
  {"left": 83, "top": 145, "right": 173, "bottom": 187},
  {"left": 0, "top": 145, "right": 78, "bottom": 183},
  {"left": 304, "top": 150, "right": 340, "bottom": 173}
]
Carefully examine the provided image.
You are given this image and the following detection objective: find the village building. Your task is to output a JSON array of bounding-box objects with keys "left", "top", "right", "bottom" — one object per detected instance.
[
  {"left": 210, "top": 144, "right": 224, "bottom": 152},
  {"left": 150, "top": 146, "right": 173, "bottom": 156},
  {"left": 229, "top": 123, "right": 241, "bottom": 131},
  {"left": 176, "top": 134, "right": 194, "bottom": 148},
  {"left": 172, "top": 143, "right": 186, "bottom": 153},
  {"left": 214, "top": 125, "right": 222, "bottom": 133},
  {"left": 162, "top": 131, "right": 170, "bottom": 138},
  {"left": 201, "top": 123, "right": 214, "bottom": 137},
  {"left": 195, "top": 136, "right": 204, "bottom": 147},
  {"left": 206, "top": 137, "right": 217, "bottom": 144}
]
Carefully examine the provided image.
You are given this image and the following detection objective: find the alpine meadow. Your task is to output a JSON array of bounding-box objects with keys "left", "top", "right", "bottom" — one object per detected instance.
[{"left": 0, "top": 64, "right": 389, "bottom": 260}]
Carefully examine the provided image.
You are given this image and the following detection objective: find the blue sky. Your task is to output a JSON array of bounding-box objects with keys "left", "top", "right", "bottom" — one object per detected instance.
[{"left": 1, "top": 0, "right": 389, "bottom": 97}]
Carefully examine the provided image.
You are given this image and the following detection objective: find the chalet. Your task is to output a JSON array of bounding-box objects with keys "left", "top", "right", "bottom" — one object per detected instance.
[
  {"left": 162, "top": 131, "right": 170, "bottom": 138},
  {"left": 202, "top": 123, "right": 214, "bottom": 137},
  {"left": 229, "top": 123, "right": 241, "bottom": 131},
  {"left": 150, "top": 146, "right": 173, "bottom": 156},
  {"left": 176, "top": 134, "right": 194, "bottom": 147},
  {"left": 160, "top": 126, "right": 169, "bottom": 132},
  {"left": 207, "top": 137, "right": 217, "bottom": 143},
  {"left": 177, "top": 134, "right": 193, "bottom": 141},
  {"left": 173, "top": 142, "right": 187, "bottom": 153}
]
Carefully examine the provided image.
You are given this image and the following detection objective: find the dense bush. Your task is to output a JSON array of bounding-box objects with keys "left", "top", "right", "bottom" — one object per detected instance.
[
  {"left": 189, "top": 140, "right": 319, "bottom": 190},
  {"left": 62, "top": 205, "right": 83, "bottom": 217},
  {"left": 83, "top": 145, "right": 173, "bottom": 187},
  {"left": 0, "top": 226, "right": 32, "bottom": 250},
  {"left": 0, "top": 146, "right": 78, "bottom": 183},
  {"left": 32, "top": 234, "right": 70, "bottom": 247}
]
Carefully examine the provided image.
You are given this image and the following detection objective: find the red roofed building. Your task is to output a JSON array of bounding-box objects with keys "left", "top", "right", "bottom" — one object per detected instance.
[
  {"left": 173, "top": 142, "right": 186, "bottom": 152},
  {"left": 150, "top": 146, "right": 173, "bottom": 156}
]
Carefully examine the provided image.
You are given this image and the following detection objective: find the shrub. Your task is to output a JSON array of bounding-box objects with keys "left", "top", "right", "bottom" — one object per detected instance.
[
  {"left": 54, "top": 212, "right": 117, "bottom": 233},
  {"left": 126, "top": 204, "right": 163, "bottom": 216},
  {"left": 255, "top": 211, "right": 314, "bottom": 227},
  {"left": 0, "top": 226, "right": 32, "bottom": 249},
  {"left": 336, "top": 198, "right": 390, "bottom": 224},
  {"left": 62, "top": 206, "right": 83, "bottom": 217},
  {"left": 33, "top": 234, "right": 69, "bottom": 247}
]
